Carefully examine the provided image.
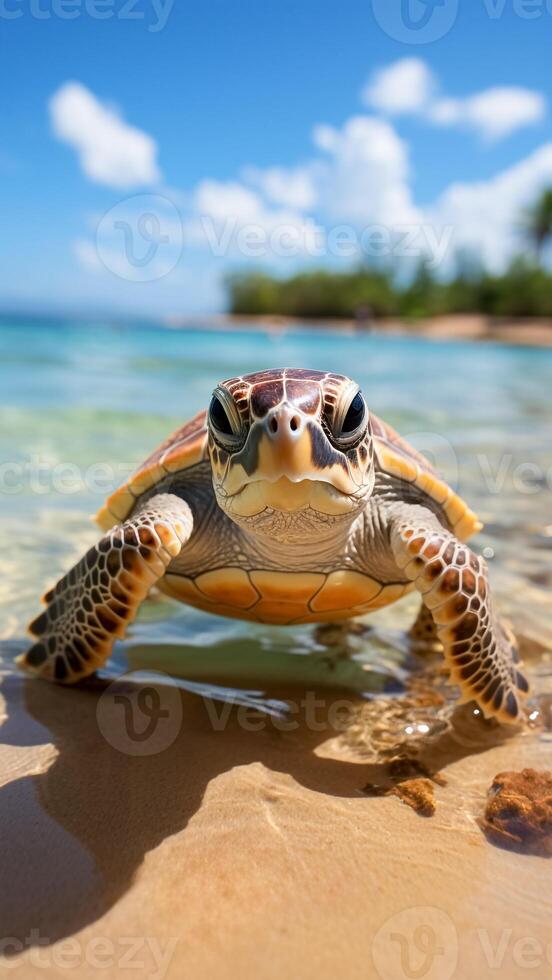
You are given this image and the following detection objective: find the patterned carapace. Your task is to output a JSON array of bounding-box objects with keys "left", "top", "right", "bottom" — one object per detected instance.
[{"left": 19, "top": 368, "right": 528, "bottom": 724}]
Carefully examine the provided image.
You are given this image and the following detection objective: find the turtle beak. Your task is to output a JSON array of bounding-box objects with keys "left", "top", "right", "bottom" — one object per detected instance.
[
  {"left": 223, "top": 403, "right": 357, "bottom": 498},
  {"left": 257, "top": 404, "right": 312, "bottom": 482}
]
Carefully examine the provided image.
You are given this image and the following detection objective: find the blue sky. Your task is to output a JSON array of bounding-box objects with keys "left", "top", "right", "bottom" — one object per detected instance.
[{"left": 2, "top": 0, "right": 552, "bottom": 315}]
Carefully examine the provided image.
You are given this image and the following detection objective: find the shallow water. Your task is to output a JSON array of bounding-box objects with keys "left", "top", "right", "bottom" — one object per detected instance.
[
  {"left": 1, "top": 316, "right": 551, "bottom": 711},
  {"left": 1, "top": 317, "right": 552, "bottom": 965}
]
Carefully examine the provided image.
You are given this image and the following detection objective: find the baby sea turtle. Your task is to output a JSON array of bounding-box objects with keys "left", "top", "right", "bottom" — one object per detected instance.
[{"left": 20, "top": 368, "right": 528, "bottom": 722}]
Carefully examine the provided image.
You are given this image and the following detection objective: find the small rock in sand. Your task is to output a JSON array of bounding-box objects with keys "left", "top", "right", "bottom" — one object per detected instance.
[
  {"left": 388, "top": 756, "right": 447, "bottom": 787},
  {"left": 389, "top": 778, "right": 436, "bottom": 817},
  {"left": 363, "top": 773, "right": 436, "bottom": 817},
  {"left": 483, "top": 768, "right": 552, "bottom": 856}
]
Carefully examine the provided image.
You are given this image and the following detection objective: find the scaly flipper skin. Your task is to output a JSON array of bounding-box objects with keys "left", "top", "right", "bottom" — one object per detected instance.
[
  {"left": 410, "top": 602, "right": 441, "bottom": 647},
  {"left": 18, "top": 495, "right": 193, "bottom": 684},
  {"left": 390, "top": 506, "right": 529, "bottom": 724}
]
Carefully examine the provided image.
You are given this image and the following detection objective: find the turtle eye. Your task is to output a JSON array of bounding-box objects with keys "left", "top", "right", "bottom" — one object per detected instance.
[
  {"left": 209, "top": 391, "right": 245, "bottom": 450},
  {"left": 341, "top": 392, "right": 365, "bottom": 433},
  {"left": 209, "top": 395, "right": 233, "bottom": 436},
  {"left": 330, "top": 389, "right": 367, "bottom": 447}
]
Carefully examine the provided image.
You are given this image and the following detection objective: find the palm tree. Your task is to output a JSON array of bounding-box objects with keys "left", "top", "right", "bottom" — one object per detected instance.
[{"left": 525, "top": 188, "right": 552, "bottom": 263}]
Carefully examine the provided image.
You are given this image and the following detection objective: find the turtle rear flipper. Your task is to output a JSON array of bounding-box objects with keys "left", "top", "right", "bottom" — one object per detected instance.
[{"left": 18, "top": 494, "right": 193, "bottom": 683}]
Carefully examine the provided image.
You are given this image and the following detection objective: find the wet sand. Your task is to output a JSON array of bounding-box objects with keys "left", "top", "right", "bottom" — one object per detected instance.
[{"left": 1, "top": 635, "right": 551, "bottom": 980}]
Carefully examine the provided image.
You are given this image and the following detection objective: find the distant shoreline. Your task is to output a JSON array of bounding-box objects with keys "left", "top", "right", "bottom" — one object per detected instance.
[
  {"left": 2, "top": 310, "right": 552, "bottom": 346},
  {"left": 168, "top": 312, "right": 552, "bottom": 347}
]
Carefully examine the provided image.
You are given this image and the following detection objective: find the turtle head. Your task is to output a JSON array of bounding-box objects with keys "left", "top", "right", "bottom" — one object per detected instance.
[{"left": 207, "top": 369, "right": 375, "bottom": 542}]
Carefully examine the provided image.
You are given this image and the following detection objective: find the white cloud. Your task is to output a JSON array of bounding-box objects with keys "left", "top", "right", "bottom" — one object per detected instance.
[
  {"left": 188, "top": 124, "right": 552, "bottom": 273},
  {"left": 361, "top": 59, "right": 546, "bottom": 142},
  {"left": 186, "top": 116, "right": 422, "bottom": 257},
  {"left": 185, "top": 114, "right": 421, "bottom": 265},
  {"left": 429, "top": 143, "right": 552, "bottom": 270},
  {"left": 188, "top": 178, "right": 321, "bottom": 258},
  {"left": 242, "top": 165, "right": 317, "bottom": 210},
  {"left": 193, "top": 180, "right": 266, "bottom": 224},
  {"left": 429, "top": 87, "right": 546, "bottom": 142},
  {"left": 362, "top": 58, "right": 436, "bottom": 116},
  {"left": 50, "top": 82, "right": 161, "bottom": 189},
  {"left": 312, "top": 115, "right": 422, "bottom": 228}
]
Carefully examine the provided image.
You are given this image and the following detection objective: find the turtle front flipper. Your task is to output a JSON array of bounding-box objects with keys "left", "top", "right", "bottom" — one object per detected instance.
[
  {"left": 390, "top": 506, "right": 529, "bottom": 724},
  {"left": 18, "top": 494, "right": 193, "bottom": 683}
]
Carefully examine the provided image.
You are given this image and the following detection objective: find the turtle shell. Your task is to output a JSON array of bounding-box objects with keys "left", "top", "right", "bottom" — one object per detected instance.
[
  {"left": 95, "top": 409, "right": 208, "bottom": 531},
  {"left": 96, "top": 409, "right": 481, "bottom": 543},
  {"left": 371, "top": 415, "right": 482, "bottom": 541}
]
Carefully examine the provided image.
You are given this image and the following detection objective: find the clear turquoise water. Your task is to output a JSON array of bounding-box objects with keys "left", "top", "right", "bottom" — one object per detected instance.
[{"left": 1, "top": 317, "right": 551, "bottom": 707}]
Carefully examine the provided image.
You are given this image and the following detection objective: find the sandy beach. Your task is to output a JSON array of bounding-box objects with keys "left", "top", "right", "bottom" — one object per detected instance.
[
  {"left": 1, "top": 629, "right": 551, "bottom": 980},
  {"left": 209, "top": 313, "right": 552, "bottom": 347}
]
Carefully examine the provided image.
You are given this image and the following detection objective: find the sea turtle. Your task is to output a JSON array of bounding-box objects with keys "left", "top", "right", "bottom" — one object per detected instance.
[{"left": 19, "top": 368, "right": 528, "bottom": 722}]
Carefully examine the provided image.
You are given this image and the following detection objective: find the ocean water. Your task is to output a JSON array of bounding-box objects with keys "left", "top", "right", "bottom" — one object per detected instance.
[{"left": 0, "top": 316, "right": 551, "bottom": 712}]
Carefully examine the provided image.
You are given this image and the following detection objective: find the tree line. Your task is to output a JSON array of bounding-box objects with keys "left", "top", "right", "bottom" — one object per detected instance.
[{"left": 226, "top": 189, "right": 552, "bottom": 321}]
